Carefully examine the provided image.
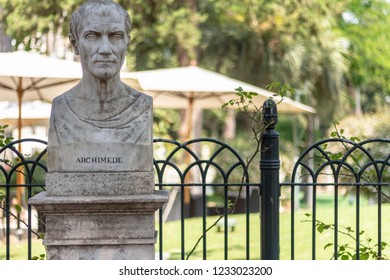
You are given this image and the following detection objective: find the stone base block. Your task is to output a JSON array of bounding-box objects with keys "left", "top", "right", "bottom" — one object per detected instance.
[
  {"left": 29, "top": 190, "right": 168, "bottom": 260},
  {"left": 46, "top": 244, "right": 155, "bottom": 260},
  {"left": 46, "top": 171, "right": 154, "bottom": 196}
]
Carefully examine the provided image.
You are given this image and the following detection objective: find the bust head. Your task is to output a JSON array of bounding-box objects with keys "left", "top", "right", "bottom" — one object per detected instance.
[{"left": 69, "top": 0, "right": 132, "bottom": 81}]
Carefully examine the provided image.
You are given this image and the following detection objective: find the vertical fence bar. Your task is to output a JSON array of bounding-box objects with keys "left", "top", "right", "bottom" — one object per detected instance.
[
  {"left": 181, "top": 185, "right": 185, "bottom": 260},
  {"left": 312, "top": 184, "right": 317, "bottom": 260},
  {"left": 5, "top": 182, "right": 10, "bottom": 260},
  {"left": 291, "top": 185, "right": 295, "bottom": 260},
  {"left": 356, "top": 184, "right": 360, "bottom": 260},
  {"left": 202, "top": 185, "right": 207, "bottom": 260},
  {"left": 224, "top": 185, "right": 228, "bottom": 260},
  {"left": 246, "top": 186, "right": 250, "bottom": 260},
  {"left": 159, "top": 183, "right": 163, "bottom": 260},
  {"left": 378, "top": 184, "right": 382, "bottom": 259},
  {"left": 27, "top": 184, "right": 32, "bottom": 260},
  {"left": 334, "top": 184, "right": 339, "bottom": 259},
  {"left": 260, "top": 99, "right": 280, "bottom": 260}
]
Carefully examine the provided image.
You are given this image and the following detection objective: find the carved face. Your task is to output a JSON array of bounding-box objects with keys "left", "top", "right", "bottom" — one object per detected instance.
[{"left": 72, "top": 7, "right": 129, "bottom": 81}]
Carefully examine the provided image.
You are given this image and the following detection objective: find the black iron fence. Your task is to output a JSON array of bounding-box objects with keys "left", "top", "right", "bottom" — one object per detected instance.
[
  {"left": 0, "top": 138, "right": 47, "bottom": 260},
  {"left": 283, "top": 138, "right": 390, "bottom": 260},
  {"left": 1, "top": 103, "right": 389, "bottom": 260}
]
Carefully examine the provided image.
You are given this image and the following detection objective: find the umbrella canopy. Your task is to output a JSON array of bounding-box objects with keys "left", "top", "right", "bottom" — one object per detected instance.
[
  {"left": 126, "top": 65, "right": 316, "bottom": 114},
  {"left": 0, "top": 51, "right": 82, "bottom": 103},
  {"left": 0, "top": 100, "right": 51, "bottom": 127},
  {"left": 0, "top": 51, "right": 82, "bottom": 142}
]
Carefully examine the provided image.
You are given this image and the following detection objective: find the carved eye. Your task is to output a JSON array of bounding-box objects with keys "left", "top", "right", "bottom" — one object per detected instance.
[
  {"left": 85, "top": 32, "right": 99, "bottom": 40},
  {"left": 111, "top": 33, "right": 124, "bottom": 40}
]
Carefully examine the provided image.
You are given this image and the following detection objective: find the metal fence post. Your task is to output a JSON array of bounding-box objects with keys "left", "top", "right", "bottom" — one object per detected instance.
[{"left": 260, "top": 99, "right": 280, "bottom": 260}]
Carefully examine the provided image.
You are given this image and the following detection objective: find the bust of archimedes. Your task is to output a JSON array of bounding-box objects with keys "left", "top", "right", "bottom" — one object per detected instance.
[{"left": 48, "top": 0, "right": 152, "bottom": 146}]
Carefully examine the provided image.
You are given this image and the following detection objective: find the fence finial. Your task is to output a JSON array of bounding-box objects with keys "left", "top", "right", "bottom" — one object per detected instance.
[{"left": 262, "top": 98, "right": 278, "bottom": 128}]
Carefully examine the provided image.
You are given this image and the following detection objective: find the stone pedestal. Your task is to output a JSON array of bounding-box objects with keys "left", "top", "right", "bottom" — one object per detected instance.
[{"left": 29, "top": 172, "right": 168, "bottom": 260}]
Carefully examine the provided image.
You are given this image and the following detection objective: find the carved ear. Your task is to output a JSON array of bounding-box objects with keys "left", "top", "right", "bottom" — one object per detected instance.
[{"left": 69, "top": 34, "right": 80, "bottom": 55}]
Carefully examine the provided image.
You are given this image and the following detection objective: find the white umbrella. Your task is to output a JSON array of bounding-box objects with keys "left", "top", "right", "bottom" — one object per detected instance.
[
  {"left": 0, "top": 100, "right": 51, "bottom": 127},
  {"left": 0, "top": 51, "right": 81, "bottom": 140},
  {"left": 126, "top": 66, "right": 316, "bottom": 112},
  {"left": 126, "top": 65, "right": 316, "bottom": 139}
]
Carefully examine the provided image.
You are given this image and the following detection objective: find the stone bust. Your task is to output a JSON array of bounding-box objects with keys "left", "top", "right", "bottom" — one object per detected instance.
[{"left": 48, "top": 0, "right": 152, "bottom": 172}]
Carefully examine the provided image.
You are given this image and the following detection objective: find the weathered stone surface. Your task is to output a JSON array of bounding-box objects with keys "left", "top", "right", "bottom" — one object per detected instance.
[
  {"left": 45, "top": 214, "right": 154, "bottom": 241},
  {"left": 29, "top": 191, "right": 168, "bottom": 213},
  {"left": 46, "top": 172, "right": 154, "bottom": 196},
  {"left": 46, "top": 245, "right": 155, "bottom": 260},
  {"left": 29, "top": 191, "right": 168, "bottom": 260},
  {"left": 48, "top": 142, "right": 152, "bottom": 173}
]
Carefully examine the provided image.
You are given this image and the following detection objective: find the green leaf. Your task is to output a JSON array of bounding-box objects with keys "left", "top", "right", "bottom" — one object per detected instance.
[
  {"left": 324, "top": 243, "right": 333, "bottom": 250},
  {"left": 4, "top": 137, "right": 13, "bottom": 145},
  {"left": 15, "top": 204, "right": 22, "bottom": 213},
  {"left": 339, "top": 245, "right": 346, "bottom": 252},
  {"left": 346, "top": 226, "right": 354, "bottom": 233},
  {"left": 324, "top": 225, "right": 331, "bottom": 230},
  {"left": 360, "top": 253, "right": 370, "bottom": 260},
  {"left": 235, "top": 87, "right": 243, "bottom": 93},
  {"left": 341, "top": 254, "right": 349, "bottom": 260},
  {"left": 317, "top": 223, "right": 325, "bottom": 233},
  {"left": 330, "top": 152, "right": 343, "bottom": 160},
  {"left": 31, "top": 256, "right": 39, "bottom": 260},
  {"left": 350, "top": 136, "right": 361, "bottom": 142}
]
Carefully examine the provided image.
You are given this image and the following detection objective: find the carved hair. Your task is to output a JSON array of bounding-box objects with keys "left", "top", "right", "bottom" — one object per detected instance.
[{"left": 69, "top": 0, "right": 131, "bottom": 41}]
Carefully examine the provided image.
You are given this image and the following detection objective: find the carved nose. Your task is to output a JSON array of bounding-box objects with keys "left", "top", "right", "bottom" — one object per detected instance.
[{"left": 98, "top": 42, "right": 112, "bottom": 55}]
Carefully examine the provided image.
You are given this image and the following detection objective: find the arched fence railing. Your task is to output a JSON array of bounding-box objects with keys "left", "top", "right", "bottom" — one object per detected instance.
[
  {"left": 282, "top": 138, "right": 390, "bottom": 260},
  {"left": 153, "top": 138, "right": 256, "bottom": 260},
  {"left": 0, "top": 138, "right": 47, "bottom": 260}
]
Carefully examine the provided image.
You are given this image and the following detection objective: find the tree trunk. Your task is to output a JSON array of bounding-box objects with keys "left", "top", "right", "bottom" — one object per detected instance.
[{"left": 0, "top": 27, "right": 12, "bottom": 52}]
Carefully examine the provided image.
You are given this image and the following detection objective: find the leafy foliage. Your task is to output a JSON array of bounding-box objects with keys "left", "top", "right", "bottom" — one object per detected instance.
[
  {"left": 0, "top": 124, "right": 13, "bottom": 147},
  {"left": 304, "top": 213, "right": 388, "bottom": 260},
  {"left": 324, "top": 122, "right": 390, "bottom": 202},
  {"left": 338, "top": 0, "right": 390, "bottom": 112}
]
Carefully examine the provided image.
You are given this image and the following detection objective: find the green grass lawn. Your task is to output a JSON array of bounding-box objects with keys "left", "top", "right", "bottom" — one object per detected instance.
[
  {"left": 0, "top": 238, "right": 46, "bottom": 260},
  {"left": 159, "top": 195, "right": 390, "bottom": 260},
  {"left": 1, "top": 195, "right": 389, "bottom": 260}
]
